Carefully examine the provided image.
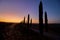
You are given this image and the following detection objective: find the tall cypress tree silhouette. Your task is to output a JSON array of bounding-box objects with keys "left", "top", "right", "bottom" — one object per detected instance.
[
  {"left": 30, "top": 18, "right": 32, "bottom": 24},
  {"left": 27, "top": 14, "right": 30, "bottom": 40},
  {"left": 27, "top": 14, "right": 30, "bottom": 28},
  {"left": 23, "top": 16, "right": 25, "bottom": 24},
  {"left": 39, "top": 0, "right": 44, "bottom": 35},
  {"left": 45, "top": 11, "right": 48, "bottom": 32}
]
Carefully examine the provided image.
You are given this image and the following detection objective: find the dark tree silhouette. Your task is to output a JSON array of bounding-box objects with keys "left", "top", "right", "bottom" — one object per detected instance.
[
  {"left": 39, "top": 1, "right": 44, "bottom": 35},
  {"left": 23, "top": 16, "right": 25, "bottom": 24},
  {"left": 27, "top": 14, "right": 30, "bottom": 40},
  {"left": 30, "top": 18, "right": 32, "bottom": 24},
  {"left": 45, "top": 11, "right": 48, "bottom": 32},
  {"left": 27, "top": 14, "right": 30, "bottom": 28}
]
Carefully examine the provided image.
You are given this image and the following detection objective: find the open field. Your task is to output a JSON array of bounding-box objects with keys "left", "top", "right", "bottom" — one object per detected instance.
[{"left": 0, "top": 22, "right": 60, "bottom": 40}]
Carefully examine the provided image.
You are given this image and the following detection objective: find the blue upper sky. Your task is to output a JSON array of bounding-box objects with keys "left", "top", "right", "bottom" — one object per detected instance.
[{"left": 0, "top": 0, "right": 60, "bottom": 23}]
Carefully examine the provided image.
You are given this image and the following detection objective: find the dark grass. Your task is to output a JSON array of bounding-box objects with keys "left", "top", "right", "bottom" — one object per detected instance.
[{"left": 0, "top": 22, "right": 60, "bottom": 40}]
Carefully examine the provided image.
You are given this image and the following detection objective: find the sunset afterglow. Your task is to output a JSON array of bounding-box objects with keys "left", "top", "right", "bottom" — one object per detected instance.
[{"left": 0, "top": 0, "right": 60, "bottom": 23}]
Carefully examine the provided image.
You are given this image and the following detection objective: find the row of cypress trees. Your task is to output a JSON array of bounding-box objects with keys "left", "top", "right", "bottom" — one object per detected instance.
[
  {"left": 39, "top": 0, "right": 48, "bottom": 36},
  {"left": 23, "top": 0, "right": 48, "bottom": 37},
  {"left": 23, "top": 14, "right": 32, "bottom": 40}
]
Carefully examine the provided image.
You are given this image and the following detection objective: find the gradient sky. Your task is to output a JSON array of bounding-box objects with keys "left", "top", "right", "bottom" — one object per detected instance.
[{"left": 0, "top": 0, "right": 60, "bottom": 23}]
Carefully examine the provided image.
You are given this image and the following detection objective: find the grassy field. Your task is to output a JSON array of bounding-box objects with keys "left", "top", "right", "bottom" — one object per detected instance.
[{"left": 0, "top": 22, "right": 60, "bottom": 40}]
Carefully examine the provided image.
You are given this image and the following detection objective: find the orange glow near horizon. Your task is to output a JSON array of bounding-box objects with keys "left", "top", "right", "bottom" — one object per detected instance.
[
  {"left": 0, "top": 19, "right": 59, "bottom": 23},
  {"left": 0, "top": 13, "right": 23, "bottom": 23},
  {"left": 0, "top": 12, "right": 38, "bottom": 23},
  {"left": 0, "top": 12, "right": 59, "bottom": 23},
  {"left": 0, "top": 17, "right": 23, "bottom": 23},
  {"left": 0, "top": 17, "right": 57, "bottom": 23}
]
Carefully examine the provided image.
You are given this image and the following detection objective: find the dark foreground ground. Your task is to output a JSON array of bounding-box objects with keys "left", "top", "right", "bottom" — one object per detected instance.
[{"left": 0, "top": 22, "right": 60, "bottom": 40}]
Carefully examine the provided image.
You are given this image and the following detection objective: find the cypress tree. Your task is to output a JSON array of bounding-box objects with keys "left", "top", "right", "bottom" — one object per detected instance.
[
  {"left": 27, "top": 14, "right": 30, "bottom": 28},
  {"left": 39, "top": 0, "right": 44, "bottom": 35},
  {"left": 45, "top": 11, "right": 48, "bottom": 32},
  {"left": 24, "top": 16, "right": 25, "bottom": 24},
  {"left": 27, "top": 14, "right": 30, "bottom": 40}
]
